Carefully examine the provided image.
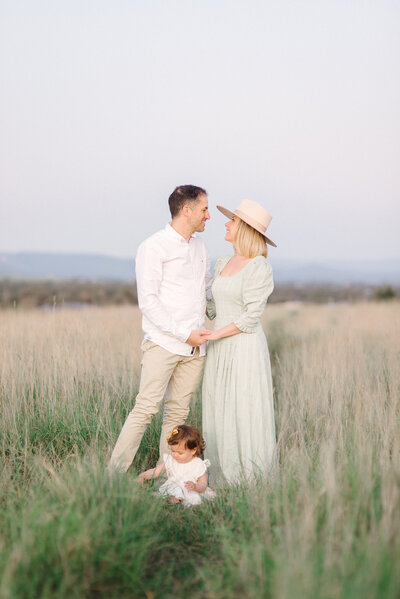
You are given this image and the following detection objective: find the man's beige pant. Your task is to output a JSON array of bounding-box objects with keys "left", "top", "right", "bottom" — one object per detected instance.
[{"left": 108, "top": 340, "right": 205, "bottom": 472}]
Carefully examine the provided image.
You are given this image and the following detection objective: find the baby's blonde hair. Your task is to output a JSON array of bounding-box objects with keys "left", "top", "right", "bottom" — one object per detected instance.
[{"left": 234, "top": 218, "right": 268, "bottom": 258}]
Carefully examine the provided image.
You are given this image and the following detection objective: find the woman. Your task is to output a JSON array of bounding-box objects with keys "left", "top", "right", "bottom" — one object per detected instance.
[{"left": 202, "top": 199, "right": 277, "bottom": 486}]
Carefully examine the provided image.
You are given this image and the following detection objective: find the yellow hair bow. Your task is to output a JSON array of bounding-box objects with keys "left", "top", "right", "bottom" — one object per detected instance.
[{"left": 167, "top": 427, "right": 179, "bottom": 442}]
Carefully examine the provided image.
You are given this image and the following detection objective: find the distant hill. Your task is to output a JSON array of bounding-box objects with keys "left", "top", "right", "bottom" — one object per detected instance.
[
  {"left": 269, "top": 258, "right": 400, "bottom": 285},
  {"left": 0, "top": 252, "right": 135, "bottom": 281},
  {"left": 0, "top": 252, "right": 399, "bottom": 285}
]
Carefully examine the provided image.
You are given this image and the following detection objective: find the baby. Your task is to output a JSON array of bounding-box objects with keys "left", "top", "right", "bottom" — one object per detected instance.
[{"left": 137, "top": 424, "right": 216, "bottom": 506}]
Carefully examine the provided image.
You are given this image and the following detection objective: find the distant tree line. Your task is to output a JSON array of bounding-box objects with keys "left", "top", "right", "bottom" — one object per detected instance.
[
  {"left": 270, "top": 283, "right": 399, "bottom": 304},
  {"left": 0, "top": 280, "right": 398, "bottom": 310},
  {"left": 0, "top": 280, "right": 138, "bottom": 309}
]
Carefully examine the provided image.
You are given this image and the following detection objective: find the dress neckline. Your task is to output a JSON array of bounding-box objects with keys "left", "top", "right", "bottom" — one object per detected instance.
[{"left": 219, "top": 255, "right": 260, "bottom": 278}]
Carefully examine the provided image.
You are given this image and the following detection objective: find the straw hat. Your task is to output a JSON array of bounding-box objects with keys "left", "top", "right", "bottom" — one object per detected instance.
[{"left": 217, "top": 199, "right": 277, "bottom": 247}]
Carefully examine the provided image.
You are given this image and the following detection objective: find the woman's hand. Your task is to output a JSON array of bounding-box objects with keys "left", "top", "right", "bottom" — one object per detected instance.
[
  {"left": 203, "top": 323, "right": 241, "bottom": 342},
  {"left": 202, "top": 330, "right": 222, "bottom": 341}
]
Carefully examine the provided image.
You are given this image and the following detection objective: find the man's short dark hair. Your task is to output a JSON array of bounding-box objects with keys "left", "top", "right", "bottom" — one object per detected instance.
[{"left": 168, "top": 185, "right": 207, "bottom": 218}]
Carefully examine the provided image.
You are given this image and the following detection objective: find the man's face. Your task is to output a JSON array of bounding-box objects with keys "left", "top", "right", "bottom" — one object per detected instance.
[{"left": 188, "top": 194, "right": 210, "bottom": 233}]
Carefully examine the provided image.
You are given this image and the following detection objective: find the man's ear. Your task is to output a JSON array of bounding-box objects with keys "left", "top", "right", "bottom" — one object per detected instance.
[{"left": 181, "top": 204, "right": 192, "bottom": 218}]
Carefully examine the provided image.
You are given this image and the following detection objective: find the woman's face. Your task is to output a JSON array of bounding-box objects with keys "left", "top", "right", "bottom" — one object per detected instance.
[{"left": 225, "top": 215, "right": 240, "bottom": 243}]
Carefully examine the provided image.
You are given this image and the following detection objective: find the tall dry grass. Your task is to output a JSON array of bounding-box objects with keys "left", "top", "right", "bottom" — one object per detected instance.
[{"left": 0, "top": 302, "right": 399, "bottom": 599}]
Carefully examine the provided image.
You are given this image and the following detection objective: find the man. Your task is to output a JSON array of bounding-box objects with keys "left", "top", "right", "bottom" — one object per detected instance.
[{"left": 108, "top": 185, "right": 211, "bottom": 472}]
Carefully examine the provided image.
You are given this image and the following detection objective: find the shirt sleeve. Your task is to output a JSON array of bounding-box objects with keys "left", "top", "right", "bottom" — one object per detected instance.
[
  {"left": 136, "top": 241, "right": 192, "bottom": 343},
  {"left": 205, "top": 247, "right": 212, "bottom": 301},
  {"left": 233, "top": 258, "right": 274, "bottom": 333}
]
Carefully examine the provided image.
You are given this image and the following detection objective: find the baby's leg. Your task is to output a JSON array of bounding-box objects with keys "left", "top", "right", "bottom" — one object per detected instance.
[
  {"left": 170, "top": 487, "right": 184, "bottom": 500},
  {"left": 169, "top": 496, "right": 183, "bottom": 504},
  {"left": 183, "top": 491, "right": 202, "bottom": 506},
  {"left": 159, "top": 482, "right": 184, "bottom": 502}
]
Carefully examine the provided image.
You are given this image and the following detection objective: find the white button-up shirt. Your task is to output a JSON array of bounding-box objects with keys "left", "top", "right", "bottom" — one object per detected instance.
[{"left": 136, "top": 224, "right": 212, "bottom": 356}]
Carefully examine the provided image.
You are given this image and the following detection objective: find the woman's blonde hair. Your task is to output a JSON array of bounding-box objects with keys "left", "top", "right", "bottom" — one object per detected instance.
[{"left": 234, "top": 218, "right": 268, "bottom": 258}]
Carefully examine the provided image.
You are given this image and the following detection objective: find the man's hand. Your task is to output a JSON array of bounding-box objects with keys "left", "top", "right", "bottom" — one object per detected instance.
[
  {"left": 186, "top": 330, "right": 209, "bottom": 347},
  {"left": 202, "top": 323, "right": 241, "bottom": 342}
]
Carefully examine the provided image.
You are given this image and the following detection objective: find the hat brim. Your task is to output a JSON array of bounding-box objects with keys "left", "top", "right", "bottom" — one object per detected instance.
[{"left": 217, "top": 205, "right": 277, "bottom": 247}]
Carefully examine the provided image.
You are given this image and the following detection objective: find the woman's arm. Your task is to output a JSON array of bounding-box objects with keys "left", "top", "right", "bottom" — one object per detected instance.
[
  {"left": 137, "top": 462, "right": 166, "bottom": 483},
  {"left": 233, "top": 260, "right": 274, "bottom": 333},
  {"left": 184, "top": 472, "right": 208, "bottom": 493},
  {"left": 202, "top": 322, "right": 241, "bottom": 341}
]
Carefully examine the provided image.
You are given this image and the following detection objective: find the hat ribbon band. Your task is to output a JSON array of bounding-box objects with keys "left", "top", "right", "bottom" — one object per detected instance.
[{"left": 235, "top": 209, "right": 267, "bottom": 233}]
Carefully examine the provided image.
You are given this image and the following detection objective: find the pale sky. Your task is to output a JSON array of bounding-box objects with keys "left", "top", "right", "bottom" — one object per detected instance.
[{"left": 1, "top": 0, "right": 399, "bottom": 261}]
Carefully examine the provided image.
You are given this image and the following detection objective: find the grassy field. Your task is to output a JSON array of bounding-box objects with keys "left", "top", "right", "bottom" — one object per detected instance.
[{"left": 0, "top": 302, "right": 399, "bottom": 599}]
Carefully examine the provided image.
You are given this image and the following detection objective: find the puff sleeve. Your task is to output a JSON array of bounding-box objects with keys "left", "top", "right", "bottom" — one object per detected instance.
[
  {"left": 194, "top": 458, "right": 208, "bottom": 479},
  {"left": 233, "top": 257, "right": 274, "bottom": 333}
]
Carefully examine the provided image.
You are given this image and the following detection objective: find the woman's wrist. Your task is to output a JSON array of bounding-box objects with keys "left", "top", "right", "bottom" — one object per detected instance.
[{"left": 214, "top": 324, "right": 240, "bottom": 340}]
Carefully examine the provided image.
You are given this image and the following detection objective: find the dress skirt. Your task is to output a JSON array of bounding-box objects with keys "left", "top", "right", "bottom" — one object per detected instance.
[{"left": 202, "top": 255, "right": 277, "bottom": 486}]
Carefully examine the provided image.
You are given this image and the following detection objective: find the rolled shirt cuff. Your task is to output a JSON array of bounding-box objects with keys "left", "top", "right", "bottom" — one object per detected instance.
[
  {"left": 177, "top": 327, "right": 193, "bottom": 344},
  {"left": 206, "top": 298, "right": 216, "bottom": 320}
]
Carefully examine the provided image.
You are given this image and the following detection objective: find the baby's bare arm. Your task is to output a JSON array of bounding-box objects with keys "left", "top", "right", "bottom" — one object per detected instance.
[
  {"left": 137, "top": 462, "right": 166, "bottom": 483},
  {"left": 184, "top": 472, "right": 208, "bottom": 493}
]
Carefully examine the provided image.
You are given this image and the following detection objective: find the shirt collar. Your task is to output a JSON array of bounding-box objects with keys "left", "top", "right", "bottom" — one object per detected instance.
[{"left": 165, "top": 223, "right": 196, "bottom": 243}]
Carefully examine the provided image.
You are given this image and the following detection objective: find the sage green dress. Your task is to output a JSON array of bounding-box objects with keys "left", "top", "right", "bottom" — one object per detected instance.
[{"left": 202, "top": 255, "right": 277, "bottom": 486}]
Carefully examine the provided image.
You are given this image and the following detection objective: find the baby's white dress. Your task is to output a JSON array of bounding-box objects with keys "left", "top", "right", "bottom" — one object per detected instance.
[{"left": 159, "top": 454, "right": 216, "bottom": 506}]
